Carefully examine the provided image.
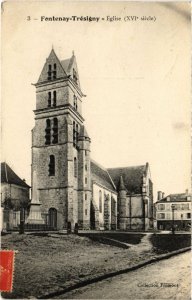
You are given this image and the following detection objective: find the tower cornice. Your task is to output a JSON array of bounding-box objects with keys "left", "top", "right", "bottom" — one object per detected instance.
[
  {"left": 32, "top": 77, "right": 86, "bottom": 98},
  {"left": 34, "top": 104, "right": 85, "bottom": 122}
]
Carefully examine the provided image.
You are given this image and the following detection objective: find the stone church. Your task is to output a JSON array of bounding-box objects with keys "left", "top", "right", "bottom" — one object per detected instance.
[{"left": 28, "top": 49, "right": 153, "bottom": 231}]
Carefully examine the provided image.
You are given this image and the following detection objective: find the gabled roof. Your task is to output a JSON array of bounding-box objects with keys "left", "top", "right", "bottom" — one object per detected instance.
[
  {"left": 1, "top": 162, "right": 30, "bottom": 188},
  {"left": 91, "top": 160, "right": 116, "bottom": 192},
  {"left": 108, "top": 165, "right": 146, "bottom": 194},
  {"left": 36, "top": 48, "right": 82, "bottom": 94},
  {"left": 157, "top": 193, "right": 191, "bottom": 203},
  {"left": 37, "top": 49, "right": 67, "bottom": 84}
]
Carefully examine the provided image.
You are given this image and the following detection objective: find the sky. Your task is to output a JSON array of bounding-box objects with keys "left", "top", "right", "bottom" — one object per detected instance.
[{"left": 2, "top": 1, "right": 191, "bottom": 200}]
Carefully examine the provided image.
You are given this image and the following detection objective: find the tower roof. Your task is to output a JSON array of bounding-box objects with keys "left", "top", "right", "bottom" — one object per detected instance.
[
  {"left": 36, "top": 49, "right": 81, "bottom": 89},
  {"left": 1, "top": 162, "right": 30, "bottom": 188},
  {"left": 119, "top": 176, "right": 127, "bottom": 191},
  {"left": 60, "top": 52, "right": 75, "bottom": 75},
  {"left": 37, "top": 48, "right": 67, "bottom": 84},
  {"left": 60, "top": 58, "right": 71, "bottom": 73}
]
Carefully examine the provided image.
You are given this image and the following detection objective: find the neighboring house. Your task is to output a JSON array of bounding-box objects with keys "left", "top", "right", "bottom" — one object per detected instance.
[
  {"left": 155, "top": 191, "right": 191, "bottom": 231},
  {"left": 29, "top": 48, "right": 153, "bottom": 231},
  {"left": 1, "top": 162, "right": 30, "bottom": 230}
]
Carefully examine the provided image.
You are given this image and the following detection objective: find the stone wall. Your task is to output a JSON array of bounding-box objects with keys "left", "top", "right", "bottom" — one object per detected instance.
[
  {"left": 118, "top": 194, "right": 144, "bottom": 230},
  {"left": 36, "top": 83, "right": 69, "bottom": 110},
  {"left": 104, "top": 194, "right": 110, "bottom": 230},
  {"left": 39, "top": 188, "right": 67, "bottom": 229},
  {"left": 92, "top": 183, "right": 117, "bottom": 230}
]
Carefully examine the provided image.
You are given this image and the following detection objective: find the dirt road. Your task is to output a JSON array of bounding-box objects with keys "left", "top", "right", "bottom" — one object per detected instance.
[{"left": 57, "top": 251, "right": 191, "bottom": 299}]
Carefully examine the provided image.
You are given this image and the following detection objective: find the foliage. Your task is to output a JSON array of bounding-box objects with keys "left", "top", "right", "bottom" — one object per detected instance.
[{"left": 150, "top": 234, "right": 191, "bottom": 254}]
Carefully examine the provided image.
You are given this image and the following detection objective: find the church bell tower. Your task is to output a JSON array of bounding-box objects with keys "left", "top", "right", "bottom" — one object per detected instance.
[{"left": 31, "top": 48, "right": 91, "bottom": 230}]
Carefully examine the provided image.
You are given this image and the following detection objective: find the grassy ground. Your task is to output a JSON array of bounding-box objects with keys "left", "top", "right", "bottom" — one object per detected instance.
[
  {"left": 78, "top": 232, "right": 144, "bottom": 246},
  {"left": 150, "top": 233, "right": 191, "bottom": 254},
  {"left": 1, "top": 232, "right": 191, "bottom": 299}
]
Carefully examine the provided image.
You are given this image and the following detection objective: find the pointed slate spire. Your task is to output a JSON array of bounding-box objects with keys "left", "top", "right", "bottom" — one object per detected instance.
[{"left": 119, "top": 176, "right": 126, "bottom": 191}]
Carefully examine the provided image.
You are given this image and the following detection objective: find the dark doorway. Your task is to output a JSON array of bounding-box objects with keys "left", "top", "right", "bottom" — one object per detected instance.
[
  {"left": 90, "top": 202, "right": 96, "bottom": 230},
  {"left": 111, "top": 197, "right": 116, "bottom": 230},
  {"left": 48, "top": 208, "right": 57, "bottom": 229}
]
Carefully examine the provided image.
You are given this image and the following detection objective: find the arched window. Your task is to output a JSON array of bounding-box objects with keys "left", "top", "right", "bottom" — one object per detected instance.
[
  {"left": 52, "top": 118, "right": 58, "bottom": 144},
  {"left": 53, "top": 64, "right": 57, "bottom": 79},
  {"left": 74, "top": 157, "right": 77, "bottom": 177},
  {"left": 73, "top": 95, "right": 78, "bottom": 110},
  {"left": 46, "top": 119, "right": 51, "bottom": 127},
  {"left": 76, "top": 124, "right": 79, "bottom": 143},
  {"left": 45, "top": 119, "right": 51, "bottom": 145},
  {"left": 48, "top": 65, "right": 52, "bottom": 80},
  {"left": 72, "top": 121, "right": 79, "bottom": 149},
  {"left": 73, "top": 95, "right": 76, "bottom": 108},
  {"left": 48, "top": 92, "right": 51, "bottom": 107},
  {"left": 85, "top": 164, "right": 87, "bottom": 171},
  {"left": 99, "top": 190, "right": 102, "bottom": 213},
  {"left": 85, "top": 177, "right": 87, "bottom": 184},
  {"left": 53, "top": 91, "right": 57, "bottom": 107},
  {"left": 73, "top": 121, "right": 76, "bottom": 146},
  {"left": 49, "top": 155, "right": 55, "bottom": 176}
]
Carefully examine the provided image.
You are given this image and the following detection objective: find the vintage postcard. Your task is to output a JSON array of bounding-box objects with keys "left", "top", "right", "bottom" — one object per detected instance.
[{"left": 1, "top": 1, "right": 191, "bottom": 299}]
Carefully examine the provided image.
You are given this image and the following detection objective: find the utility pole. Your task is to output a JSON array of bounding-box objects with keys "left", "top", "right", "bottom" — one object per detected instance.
[
  {"left": 171, "top": 204, "right": 176, "bottom": 234},
  {"left": 19, "top": 206, "right": 25, "bottom": 234},
  {"left": 129, "top": 193, "right": 132, "bottom": 230}
]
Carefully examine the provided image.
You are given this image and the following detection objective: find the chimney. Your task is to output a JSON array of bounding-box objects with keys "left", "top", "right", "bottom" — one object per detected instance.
[
  {"left": 23, "top": 179, "right": 26, "bottom": 182},
  {"left": 185, "top": 189, "right": 188, "bottom": 194},
  {"left": 162, "top": 192, "right": 165, "bottom": 198},
  {"left": 157, "top": 191, "right": 163, "bottom": 201}
]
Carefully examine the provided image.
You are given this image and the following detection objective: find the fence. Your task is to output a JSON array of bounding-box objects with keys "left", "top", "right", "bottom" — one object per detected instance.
[
  {"left": 2, "top": 210, "right": 21, "bottom": 231},
  {"left": 2, "top": 210, "right": 56, "bottom": 232}
]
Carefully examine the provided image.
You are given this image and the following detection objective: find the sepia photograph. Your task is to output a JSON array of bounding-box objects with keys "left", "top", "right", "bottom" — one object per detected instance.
[{"left": 1, "top": 1, "right": 191, "bottom": 299}]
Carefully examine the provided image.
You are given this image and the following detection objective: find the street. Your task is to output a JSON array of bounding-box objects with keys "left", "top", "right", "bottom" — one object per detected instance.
[{"left": 57, "top": 251, "right": 191, "bottom": 299}]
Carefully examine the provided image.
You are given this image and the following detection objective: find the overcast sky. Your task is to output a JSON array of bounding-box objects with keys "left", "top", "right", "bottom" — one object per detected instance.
[{"left": 2, "top": 1, "right": 191, "bottom": 199}]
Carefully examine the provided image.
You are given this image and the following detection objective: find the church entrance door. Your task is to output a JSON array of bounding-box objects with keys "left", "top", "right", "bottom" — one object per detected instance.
[{"left": 48, "top": 208, "right": 57, "bottom": 229}]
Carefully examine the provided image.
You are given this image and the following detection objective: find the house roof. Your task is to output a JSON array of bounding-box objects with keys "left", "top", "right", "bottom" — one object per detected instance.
[
  {"left": 157, "top": 193, "right": 191, "bottom": 203},
  {"left": 107, "top": 165, "right": 146, "bottom": 194},
  {"left": 1, "top": 162, "right": 30, "bottom": 188},
  {"left": 91, "top": 160, "right": 116, "bottom": 192}
]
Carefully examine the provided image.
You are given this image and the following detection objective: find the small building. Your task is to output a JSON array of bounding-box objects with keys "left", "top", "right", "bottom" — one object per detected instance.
[
  {"left": 155, "top": 190, "right": 191, "bottom": 231},
  {"left": 1, "top": 162, "right": 30, "bottom": 231}
]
